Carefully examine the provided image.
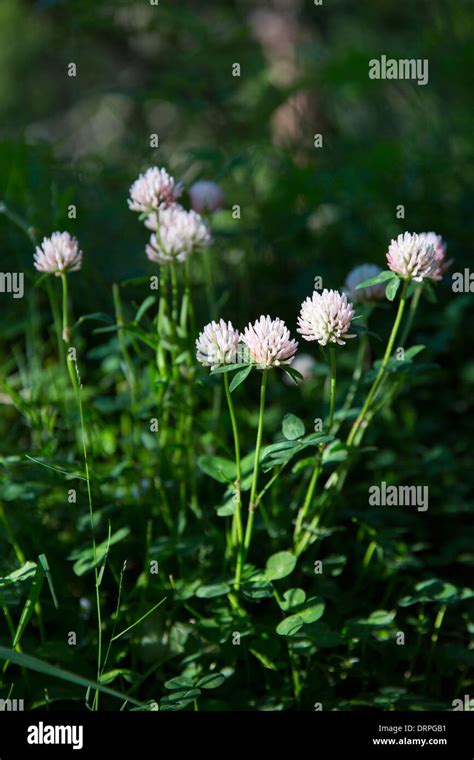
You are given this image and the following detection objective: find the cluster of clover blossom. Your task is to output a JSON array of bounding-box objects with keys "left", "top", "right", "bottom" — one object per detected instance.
[
  {"left": 31, "top": 166, "right": 225, "bottom": 320},
  {"left": 195, "top": 316, "right": 299, "bottom": 370},
  {"left": 127, "top": 167, "right": 221, "bottom": 265},
  {"left": 31, "top": 167, "right": 226, "bottom": 354},
  {"left": 30, "top": 164, "right": 448, "bottom": 374},
  {"left": 196, "top": 230, "right": 448, "bottom": 372}
]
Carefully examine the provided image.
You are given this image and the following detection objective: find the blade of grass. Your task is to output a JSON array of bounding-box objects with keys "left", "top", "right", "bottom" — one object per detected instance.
[
  {"left": 0, "top": 646, "right": 146, "bottom": 708},
  {"left": 101, "top": 561, "right": 126, "bottom": 676},
  {"left": 97, "top": 521, "right": 112, "bottom": 588},
  {"left": 25, "top": 455, "right": 87, "bottom": 481},
  {"left": 12, "top": 564, "right": 44, "bottom": 649},
  {"left": 38, "top": 554, "right": 58, "bottom": 609},
  {"left": 111, "top": 597, "right": 167, "bottom": 642}
]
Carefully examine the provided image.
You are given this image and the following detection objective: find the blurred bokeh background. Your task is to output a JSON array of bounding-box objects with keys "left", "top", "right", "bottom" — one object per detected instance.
[{"left": 1, "top": 0, "right": 472, "bottom": 310}]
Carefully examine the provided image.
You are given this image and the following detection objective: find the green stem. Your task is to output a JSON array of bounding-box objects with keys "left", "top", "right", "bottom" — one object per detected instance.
[
  {"left": 168, "top": 265, "right": 180, "bottom": 386},
  {"left": 328, "top": 347, "right": 337, "bottom": 432},
  {"left": 256, "top": 463, "right": 287, "bottom": 507},
  {"left": 334, "top": 334, "right": 367, "bottom": 436},
  {"left": 346, "top": 279, "right": 409, "bottom": 449},
  {"left": 158, "top": 271, "right": 168, "bottom": 373},
  {"left": 60, "top": 274, "right": 71, "bottom": 344},
  {"left": 60, "top": 273, "right": 80, "bottom": 400},
  {"left": 224, "top": 374, "right": 242, "bottom": 500},
  {"left": 223, "top": 375, "right": 244, "bottom": 587},
  {"left": 46, "top": 278, "right": 66, "bottom": 369},
  {"left": 298, "top": 281, "right": 419, "bottom": 557},
  {"left": 113, "top": 283, "right": 137, "bottom": 411},
  {"left": 293, "top": 456, "right": 322, "bottom": 548},
  {"left": 294, "top": 348, "right": 337, "bottom": 547},
  {"left": 170, "top": 263, "right": 179, "bottom": 323},
  {"left": 241, "top": 369, "right": 268, "bottom": 572},
  {"left": 289, "top": 647, "right": 302, "bottom": 703},
  {"left": 180, "top": 261, "right": 195, "bottom": 336},
  {"left": 76, "top": 374, "right": 102, "bottom": 710},
  {"left": 400, "top": 284, "right": 423, "bottom": 347},
  {"left": 426, "top": 604, "right": 447, "bottom": 678}
]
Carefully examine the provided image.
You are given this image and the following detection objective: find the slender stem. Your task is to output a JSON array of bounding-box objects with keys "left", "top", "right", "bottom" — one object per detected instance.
[
  {"left": 60, "top": 273, "right": 80, "bottom": 400},
  {"left": 180, "top": 261, "right": 195, "bottom": 336},
  {"left": 168, "top": 265, "right": 181, "bottom": 385},
  {"left": 293, "top": 348, "right": 337, "bottom": 547},
  {"left": 181, "top": 263, "right": 198, "bottom": 514},
  {"left": 156, "top": 271, "right": 168, "bottom": 383},
  {"left": 223, "top": 375, "right": 244, "bottom": 587},
  {"left": 60, "top": 274, "right": 71, "bottom": 344},
  {"left": 297, "top": 280, "right": 419, "bottom": 558},
  {"left": 328, "top": 347, "right": 337, "bottom": 432},
  {"left": 327, "top": 284, "right": 418, "bottom": 495},
  {"left": 99, "top": 566, "right": 125, "bottom": 678},
  {"left": 256, "top": 463, "right": 287, "bottom": 507},
  {"left": 113, "top": 283, "right": 137, "bottom": 410},
  {"left": 76, "top": 370, "right": 102, "bottom": 710},
  {"left": 293, "top": 456, "right": 322, "bottom": 547},
  {"left": 289, "top": 647, "right": 302, "bottom": 703},
  {"left": 241, "top": 369, "right": 268, "bottom": 573},
  {"left": 248, "top": 369, "right": 268, "bottom": 511},
  {"left": 426, "top": 604, "right": 447, "bottom": 678},
  {"left": 400, "top": 284, "right": 423, "bottom": 347},
  {"left": 170, "top": 263, "right": 179, "bottom": 323},
  {"left": 346, "top": 279, "right": 409, "bottom": 448},
  {"left": 46, "top": 278, "right": 66, "bottom": 368},
  {"left": 224, "top": 374, "right": 242, "bottom": 515},
  {"left": 334, "top": 334, "right": 367, "bottom": 435},
  {"left": 186, "top": 260, "right": 196, "bottom": 334}
]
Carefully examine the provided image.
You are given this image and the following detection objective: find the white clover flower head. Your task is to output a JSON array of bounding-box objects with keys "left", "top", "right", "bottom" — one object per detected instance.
[
  {"left": 128, "top": 167, "right": 182, "bottom": 213},
  {"left": 418, "top": 231, "right": 449, "bottom": 281},
  {"left": 34, "top": 232, "right": 82, "bottom": 276},
  {"left": 242, "top": 315, "right": 298, "bottom": 369},
  {"left": 386, "top": 232, "right": 438, "bottom": 282},
  {"left": 282, "top": 353, "right": 316, "bottom": 386},
  {"left": 146, "top": 205, "right": 211, "bottom": 265},
  {"left": 195, "top": 319, "right": 240, "bottom": 370},
  {"left": 344, "top": 263, "right": 385, "bottom": 303},
  {"left": 189, "top": 180, "right": 224, "bottom": 214},
  {"left": 297, "top": 288, "right": 356, "bottom": 346}
]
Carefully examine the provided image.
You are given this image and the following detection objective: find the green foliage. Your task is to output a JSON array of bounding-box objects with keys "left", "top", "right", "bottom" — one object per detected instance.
[
  {"left": 264, "top": 552, "right": 297, "bottom": 581},
  {"left": 282, "top": 414, "right": 305, "bottom": 441},
  {"left": 385, "top": 277, "right": 401, "bottom": 301},
  {"left": 276, "top": 598, "right": 326, "bottom": 637}
]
